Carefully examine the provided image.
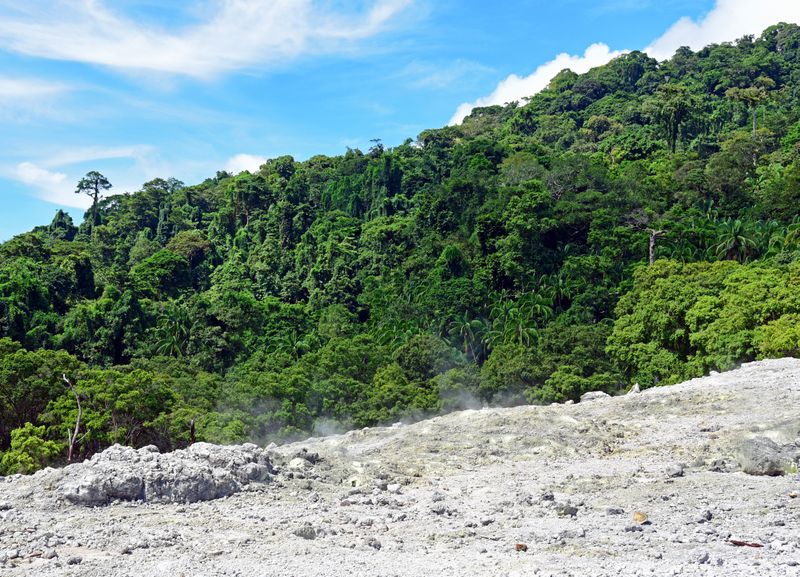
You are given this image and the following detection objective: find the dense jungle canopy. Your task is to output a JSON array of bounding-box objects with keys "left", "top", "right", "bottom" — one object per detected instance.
[{"left": 2, "top": 23, "right": 800, "bottom": 473}]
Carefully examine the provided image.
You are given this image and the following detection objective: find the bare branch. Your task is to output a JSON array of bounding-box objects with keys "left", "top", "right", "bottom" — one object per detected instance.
[{"left": 63, "top": 374, "right": 82, "bottom": 463}]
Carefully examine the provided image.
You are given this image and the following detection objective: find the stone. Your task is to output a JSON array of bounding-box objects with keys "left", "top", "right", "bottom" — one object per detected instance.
[
  {"left": 56, "top": 443, "right": 274, "bottom": 505},
  {"left": 289, "top": 458, "right": 312, "bottom": 471},
  {"left": 690, "top": 551, "right": 710, "bottom": 564},
  {"left": 293, "top": 449, "right": 321, "bottom": 464},
  {"left": 557, "top": 528, "right": 586, "bottom": 540},
  {"left": 737, "top": 437, "right": 788, "bottom": 476},
  {"left": 430, "top": 504, "right": 448, "bottom": 515},
  {"left": 66, "top": 556, "right": 83, "bottom": 565},
  {"left": 666, "top": 464, "right": 684, "bottom": 478},
  {"left": 556, "top": 503, "right": 578, "bottom": 517},
  {"left": 627, "top": 383, "right": 641, "bottom": 395},
  {"left": 580, "top": 391, "right": 610, "bottom": 402},
  {"left": 632, "top": 511, "right": 648, "bottom": 524},
  {"left": 292, "top": 525, "right": 319, "bottom": 540},
  {"left": 697, "top": 510, "right": 713, "bottom": 523}
]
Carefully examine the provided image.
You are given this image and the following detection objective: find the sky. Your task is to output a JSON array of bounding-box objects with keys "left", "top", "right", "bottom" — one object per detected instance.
[{"left": 1, "top": 0, "right": 799, "bottom": 240}]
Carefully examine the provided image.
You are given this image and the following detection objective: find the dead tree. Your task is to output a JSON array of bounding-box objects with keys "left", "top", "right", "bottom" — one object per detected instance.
[
  {"left": 647, "top": 229, "right": 666, "bottom": 265},
  {"left": 63, "top": 374, "right": 82, "bottom": 462}
]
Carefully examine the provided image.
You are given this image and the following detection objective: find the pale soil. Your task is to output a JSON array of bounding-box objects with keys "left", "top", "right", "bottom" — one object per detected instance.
[{"left": 1, "top": 358, "right": 800, "bottom": 576}]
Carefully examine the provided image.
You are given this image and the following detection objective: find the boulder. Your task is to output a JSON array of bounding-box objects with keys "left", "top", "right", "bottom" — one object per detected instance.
[
  {"left": 736, "top": 437, "right": 791, "bottom": 476},
  {"left": 580, "top": 391, "right": 610, "bottom": 402},
  {"left": 57, "top": 443, "right": 274, "bottom": 506}
]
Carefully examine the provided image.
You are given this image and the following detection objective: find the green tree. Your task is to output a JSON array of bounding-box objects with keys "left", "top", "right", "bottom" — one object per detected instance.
[
  {"left": 644, "top": 84, "right": 697, "bottom": 153},
  {"left": 75, "top": 171, "right": 112, "bottom": 226},
  {"left": 0, "top": 423, "right": 62, "bottom": 474},
  {"left": 726, "top": 77, "right": 775, "bottom": 137}
]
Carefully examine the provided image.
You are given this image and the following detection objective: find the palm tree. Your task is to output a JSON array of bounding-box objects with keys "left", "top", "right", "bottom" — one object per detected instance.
[
  {"left": 270, "top": 329, "right": 312, "bottom": 359},
  {"left": 519, "top": 291, "right": 554, "bottom": 324},
  {"left": 447, "top": 311, "right": 485, "bottom": 359},
  {"left": 785, "top": 220, "right": 800, "bottom": 251},
  {"left": 711, "top": 218, "right": 758, "bottom": 262},
  {"left": 154, "top": 303, "right": 193, "bottom": 357},
  {"left": 538, "top": 273, "right": 573, "bottom": 312},
  {"left": 486, "top": 294, "right": 542, "bottom": 349}
]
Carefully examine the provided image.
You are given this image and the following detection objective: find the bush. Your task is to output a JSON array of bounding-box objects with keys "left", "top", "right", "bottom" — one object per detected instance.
[{"left": 0, "top": 423, "right": 62, "bottom": 475}]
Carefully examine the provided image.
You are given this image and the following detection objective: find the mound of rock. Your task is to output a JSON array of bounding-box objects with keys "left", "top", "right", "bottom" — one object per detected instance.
[
  {"left": 737, "top": 436, "right": 800, "bottom": 476},
  {"left": 56, "top": 442, "right": 274, "bottom": 506}
]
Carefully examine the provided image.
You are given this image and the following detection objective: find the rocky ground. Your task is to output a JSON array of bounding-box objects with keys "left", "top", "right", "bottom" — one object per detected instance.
[{"left": 1, "top": 358, "right": 800, "bottom": 576}]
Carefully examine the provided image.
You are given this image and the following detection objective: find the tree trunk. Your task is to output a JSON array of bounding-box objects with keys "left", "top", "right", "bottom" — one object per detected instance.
[
  {"left": 63, "top": 375, "right": 82, "bottom": 462},
  {"left": 648, "top": 229, "right": 665, "bottom": 265}
]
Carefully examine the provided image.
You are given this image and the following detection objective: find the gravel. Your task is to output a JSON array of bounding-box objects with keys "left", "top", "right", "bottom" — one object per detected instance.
[{"left": 1, "top": 358, "right": 799, "bottom": 576}]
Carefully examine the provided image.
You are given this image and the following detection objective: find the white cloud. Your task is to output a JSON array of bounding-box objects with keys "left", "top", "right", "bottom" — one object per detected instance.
[
  {"left": 449, "top": 43, "right": 625, "bottom": 125},
  {"left": 0, "top": 76, "right": 67, "bottom": 102},
  {"left": 225, "top": 153, "right": 267, "bottom": 174},
  {"left": 46, "top": 145, "right": 154, "bottom": 168},
  {"left": 10, "top": 145, "right": 159, "bottom": 208},
  {"left": 14, "top": 162, "right": 88, "bottom": 208},
  {"left": 0, "top": 0, "right": 413, "bottom": 78},
  {"left": 645, "top": 0, "right": 800, "bottom": 60}
]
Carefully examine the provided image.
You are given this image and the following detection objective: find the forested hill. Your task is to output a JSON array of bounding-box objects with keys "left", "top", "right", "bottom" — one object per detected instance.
[{"left": 3, "top": 23, "right": 800, "bottom": 473}]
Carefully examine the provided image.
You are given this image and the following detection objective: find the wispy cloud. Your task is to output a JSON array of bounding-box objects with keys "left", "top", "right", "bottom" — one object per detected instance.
[
  {"left": 400, "top": 59, "right": 494, "bottom": 90},
  {"left": 450, "top": 43, "right": 625, "bottom": 125},
  {"left": 46, "top": 145, "right": 154, "bottom": 168},
  {"left": 645, "top": 0, "right": 800, "bottom": 60},
  {"left": 0, "top": 0, "right": 414, "bottom": 78},
  {"left": 0, "top": 76, "right": 68, "bottom": 101},
  {"left": 10, "top": 145, "right": 157, "bottom": 208},
  {"left": 13, "top": 162, "right": 81, "bottom": 208}
]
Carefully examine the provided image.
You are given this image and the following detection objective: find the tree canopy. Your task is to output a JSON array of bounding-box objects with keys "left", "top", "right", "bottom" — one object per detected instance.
[{"left": 3, "top": 24, "right": 800, "bottom": 472}]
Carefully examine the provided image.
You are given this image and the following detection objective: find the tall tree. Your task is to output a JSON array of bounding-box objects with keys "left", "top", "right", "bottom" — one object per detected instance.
[
  {"left": 646, "top": 84, "right": 697, "bottom": 153},
  {"left": 75, "top": 171, "right": 112, "bottom": 227},
  {"left": 726, "top": 77, "right": 775, "bottom": 138}
]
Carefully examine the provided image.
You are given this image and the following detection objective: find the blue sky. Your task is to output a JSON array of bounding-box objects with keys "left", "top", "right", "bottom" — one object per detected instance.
[{"left": 1, "top": 0, "right": 798, "bottom": 240}]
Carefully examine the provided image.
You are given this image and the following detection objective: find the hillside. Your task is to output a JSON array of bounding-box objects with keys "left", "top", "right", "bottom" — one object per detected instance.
[
  {"left": 1, "top": 359, "right": 799, "bottom": 576},
  {"left": 3, "top": 23, "right": 800, "bottom": 468}
]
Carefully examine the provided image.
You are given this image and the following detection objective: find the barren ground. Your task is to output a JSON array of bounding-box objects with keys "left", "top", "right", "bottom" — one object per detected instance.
[{"left": 2, "top": 358, "right": 800, "bottom": 576}]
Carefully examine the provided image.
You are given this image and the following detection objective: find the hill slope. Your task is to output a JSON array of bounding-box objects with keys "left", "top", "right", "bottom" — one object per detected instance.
[
  {"left": 1, "top": 359, "right": 799, "bottom": 576},
  {"left": 4, "top": 24, "right": 800, "bottom": 462}
]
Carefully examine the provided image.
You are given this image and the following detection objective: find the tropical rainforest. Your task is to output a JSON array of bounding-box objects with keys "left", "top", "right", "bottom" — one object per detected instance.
[{"left": 2, "top": 24, "right": 800, "bottom": 474}]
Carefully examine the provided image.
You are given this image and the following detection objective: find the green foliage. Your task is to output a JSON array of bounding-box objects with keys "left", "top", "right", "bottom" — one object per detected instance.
[
  {"left": 0, "top": 342, "right": 84, "bottom": 441},
  {"left": 0, "top": 423, "right": 62, "bottom": 475},
  {"left": 608, "top": 259, "right": 800, "bottom": 385},
  {"left": 754, "top": 314, "right": 800, "bottom": 357},
  {"left": 3, "top": 24, "right": 800, "bottom": 471},
  {"left": 130, "top": 250, "right": 191, "bottom": 298}
]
